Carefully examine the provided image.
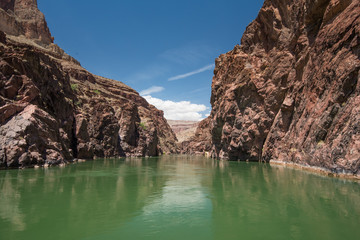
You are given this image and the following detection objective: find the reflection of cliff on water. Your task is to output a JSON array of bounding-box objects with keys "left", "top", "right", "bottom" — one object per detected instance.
[
  {"left": 1, "top": 156, "right": 359, "bottom": 240},
  {"left": 0, "top": 158, "right": 169, "bottom": 240},
  {"left": 205, "top": 162, "right": 360, "bottom": 240}
]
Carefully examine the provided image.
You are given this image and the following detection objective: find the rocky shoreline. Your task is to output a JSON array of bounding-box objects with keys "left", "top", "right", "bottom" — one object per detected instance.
[
  {"left": 6, "top": 154, "right": 359, "bottom": 182},
  {"left": 270, "top": 160, "right": 360, "bottom": 181}
]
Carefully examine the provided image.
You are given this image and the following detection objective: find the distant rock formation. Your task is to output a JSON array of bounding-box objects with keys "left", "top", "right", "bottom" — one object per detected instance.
[
  {"left": 186, "top": 0, "right": 359, "bottom": 176},
  {"left": 167, "top": 120, "right": 198, "bottom": 142},
  {"left": 180, "top": 117, "right": 212, "bottom": 155},
  {"left": 0, "top": 0, "right": 177, "bottom": 168}
]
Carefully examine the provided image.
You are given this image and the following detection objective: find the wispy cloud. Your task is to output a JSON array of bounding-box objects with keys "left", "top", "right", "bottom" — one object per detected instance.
[
  {"left": 168, "top": 64, "right": 215, "bottom": 81},
  {"left": 160, "top": 45, "right": 214, "bottom": 65},
  {"left": 139, "top": 86, "right": 165, "bottom": 96},
  {"left": 126, "top": 64, "right": 169, "bottom": 83},
  {"left": 189, "top": 87, "right": 209, "bottom": 94},
  {"left": 144, "top": 95, "right": 208, "bottom": 121}
]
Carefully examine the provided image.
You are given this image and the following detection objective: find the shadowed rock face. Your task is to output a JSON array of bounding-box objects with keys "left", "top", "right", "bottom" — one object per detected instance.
[
  {"left": 187, "top": 0, "right": 359, "bottom": 175},
  {"left": 0, "top": 1, "right": 177, "bottom": 168}
]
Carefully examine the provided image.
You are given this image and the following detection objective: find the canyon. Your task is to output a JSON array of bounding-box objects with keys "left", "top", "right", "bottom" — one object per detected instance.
[
  {"left": 0, "top": 0, "right": 359, "bottom": 179},
  {"left": 0, "top": 1, "right": 359, "bottom": 239},
  {"left": 0, "top": 0, "right": 177, "bottom": 168}
]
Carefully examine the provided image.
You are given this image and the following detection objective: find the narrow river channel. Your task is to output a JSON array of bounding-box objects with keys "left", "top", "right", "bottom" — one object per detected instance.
[{"left": 0, "top": 155, "right": 359, "bottom": 240}]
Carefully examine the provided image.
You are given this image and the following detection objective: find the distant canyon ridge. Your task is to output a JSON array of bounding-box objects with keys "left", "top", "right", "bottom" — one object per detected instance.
[{"left": 0, "top": 0, "right": 359, "bottom": 179}]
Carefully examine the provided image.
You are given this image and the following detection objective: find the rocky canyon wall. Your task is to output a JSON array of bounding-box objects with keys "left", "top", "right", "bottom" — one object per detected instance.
[
  {"left": 189, "top": 0, "right": 359, "bottom": 176},
  {"left": 0, "top": 0, "right": 177, "bottom": 168}
]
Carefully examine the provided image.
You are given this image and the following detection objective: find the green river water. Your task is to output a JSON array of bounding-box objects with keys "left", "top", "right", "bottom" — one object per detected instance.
[{"left": 0, "top": 155, "right": 359, "bottom": 240}]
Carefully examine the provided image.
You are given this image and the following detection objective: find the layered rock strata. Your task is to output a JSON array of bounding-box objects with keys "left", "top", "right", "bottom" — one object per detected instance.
[
  {"left": 0, "top": 0, "right": 177, "bottom": 168},
  {"left": 180, "top": 117, "right": 212, "bottom": 155},
  {"left": 187, "top": 0, "right": 359, "bottom": 176},
  {"left": 167, "top": 120, "right": 198, "bottom": 142}
]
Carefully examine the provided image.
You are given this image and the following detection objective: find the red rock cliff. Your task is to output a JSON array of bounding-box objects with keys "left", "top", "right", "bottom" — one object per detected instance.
[
  {"left": 0, "top": 1, "right": 177, "bottom": 168},
  {"left": 191, "top": 0, "right": 359, "bottom": 176},
  {"left": 0, "top": 0, "right": 52, "bottom": 45}
]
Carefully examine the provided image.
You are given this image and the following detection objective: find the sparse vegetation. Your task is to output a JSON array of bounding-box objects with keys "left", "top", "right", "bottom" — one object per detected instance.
[
  {"left": 71, "top": 83, "right": 78, "bottom": 91},
  {"left": 75, "top": 100, "right": 82, "bottom": 106},
  {"left": 139, "top": 122, "right": 147, "bottom": 130},
  {"left": 93, "top": 89, "right": 100, "bottom": 95},
  {"left": 290, "top": 148, "right": 297, "bottom": 153},
  {"left": 65, "top": 97, "right": 72, "bottom": 104},
  {"left": 317, "top": 140, "right": 325, "bottom": 147}
]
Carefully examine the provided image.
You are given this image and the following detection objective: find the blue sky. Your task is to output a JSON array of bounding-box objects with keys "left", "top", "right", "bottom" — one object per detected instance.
[{"left": 38, "top": 0, "right": 264, "bottom": 121}]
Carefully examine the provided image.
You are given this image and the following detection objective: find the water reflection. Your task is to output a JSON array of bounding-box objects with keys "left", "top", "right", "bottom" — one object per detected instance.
[
  {"left": 0, "top": 159, "right": 170, "bottom": 240},
  {"left": 146, "top": 156, "right": 210, "bottom": 217},
  {"left": 205, "top": 162, "right": 360, "bottom": 240},
  {"left": 0, "top": 171, "right": 26, "bottom": 231},
  {"left": 0, "top": 156, "right": 359, "bottom": 240}
]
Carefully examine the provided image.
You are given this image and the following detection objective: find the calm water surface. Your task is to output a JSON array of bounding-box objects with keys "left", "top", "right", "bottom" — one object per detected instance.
[{"left": 0, "top": 155, "right": 359, "bottom": 240}]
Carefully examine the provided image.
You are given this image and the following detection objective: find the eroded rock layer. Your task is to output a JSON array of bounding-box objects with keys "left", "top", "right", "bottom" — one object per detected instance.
[
  {"left": 189, "top": 0, "right": 359, "bottom": 176},
  {"left": 0, "top": 1, "right": 177, "bottom": 168}
]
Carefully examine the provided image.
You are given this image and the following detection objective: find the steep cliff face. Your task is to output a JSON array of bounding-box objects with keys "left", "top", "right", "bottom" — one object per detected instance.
[
  {"left": 67, "top": 68, "right": 178, "bottom": 159},
  {"left": 0, "top": 1, "right": 177, "bottom": 168},
  {"left": 193, "top": 0, "right": 359, "bottom": 176},
  {"left": 0, "top": 38, "right": 76, "bottom": 167}
]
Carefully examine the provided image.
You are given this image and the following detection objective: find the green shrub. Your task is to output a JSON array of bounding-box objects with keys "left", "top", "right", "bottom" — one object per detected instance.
[
  {"left": 71, "top": 83, "right": 78, "bottom": 91},
  {"left": 93, "top": 89, "right": 100, "bottom": 95},
  {"left": 290, "top": 148, "right": 297, "bottom": 153},
  {"left": 139, "top": 122, "right": 147, "bottom": 130},
  {"left": 75, "top": 100, "right": 82, "bottom": 106}
]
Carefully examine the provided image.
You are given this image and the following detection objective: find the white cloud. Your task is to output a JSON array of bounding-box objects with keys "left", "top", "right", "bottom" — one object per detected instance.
[
  {"left": 144, "top": 95, "right": 208, "bottom": 121},
  {"left": 139, "top": 86, "right": 165, "bottom": 96},
  {"left": 168, "top": 64, "right": 215, "bottom": 81}
]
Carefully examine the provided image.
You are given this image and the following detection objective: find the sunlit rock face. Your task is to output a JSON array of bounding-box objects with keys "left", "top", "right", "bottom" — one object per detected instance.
[
  {"left": 0, "top": 1, "right": 178, "bottom": 168},
  {"left": 188, "top": 0, "right": 359, "bottom": 176},
  {"left": 0, "top": 0, "right": 53, "bottom": 45}
]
